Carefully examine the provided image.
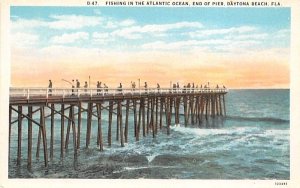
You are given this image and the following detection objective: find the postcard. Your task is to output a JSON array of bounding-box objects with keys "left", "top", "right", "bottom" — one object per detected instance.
[{"left": 0, "top": 0, "right": 299, "bottom": 187}]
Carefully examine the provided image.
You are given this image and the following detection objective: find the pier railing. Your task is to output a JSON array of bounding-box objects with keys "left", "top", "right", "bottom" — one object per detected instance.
[{"left": 10, "top": 87, "right": 228, "bottom": 100}]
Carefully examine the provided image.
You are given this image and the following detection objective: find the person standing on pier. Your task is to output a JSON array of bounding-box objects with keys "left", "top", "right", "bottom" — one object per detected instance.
[
  {"left": 97, "top": 81, "right": 101, "bottom": 95},
  {"left": 172, "top": 83, "right": 176, "bottom": 93},
  {"left": 118, "top": 83, "right": 123, "bottom": 93},
  {"left": 144, "top": 82, "right": 148, "bottom": 93},
  {"left": 84, "top": 81, "right": 88, "bottom": 94},
  {"left": 48, "top": 80, "right": 52, "bottom": 96},
  {"left": 157, "top": 83, "right": 160, "bottom": 93},
  {"left": 104, "top": 83, "right": 108, "bottom": 94},
  {"left": 132, "top": 82, "right": 136, "bottom": 91},
  {"left": 76, "top": 79, "right": 80, "bottom": 95},
  {"left": 192, "top": 83, "right": 195, "bottom": 93}
]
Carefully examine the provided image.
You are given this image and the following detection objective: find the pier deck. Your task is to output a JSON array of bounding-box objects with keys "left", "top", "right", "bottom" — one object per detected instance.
[{"left": 9, "top": 87, "right": 228, "bottom": 169}]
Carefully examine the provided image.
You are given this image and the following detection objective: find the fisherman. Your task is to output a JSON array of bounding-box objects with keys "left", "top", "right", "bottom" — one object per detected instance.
[
  {"left": 76, "top": 79, "right": 80, "bottom": 88},
  {"left": 157, "top": 83, "right": 160, "bottom": 93},
  {"left": 132, "top": 82, "right": 136, "bottom": 91},
  {"left": 104, "top": 83, "right": 108, "bottom": 94},
  {"left": 118, "top": 83, "right": 123, "bottom": 93},
  {"left": 97, "top": 81, "right": 100, "bottom": 95},
  {"left": 187, "top": 83, "right": 191, "bottom": 93},
  {"left": 192, "top": 83, "right": 195, "bottom": 93},
  {"left": 76, "top": 79, "right": 80, "bottom": 95},
  {"left": 48, "top": 80, "right": 52, "bottom": 96},
  {"left": 144, "top": 82, "right": 148, "bottom": 93},
  {"left": 84, "top": 81, "right": 88, "bottom": 94},
  {"left": 172, "top": 83, "right": 176, "bottom": 93}
]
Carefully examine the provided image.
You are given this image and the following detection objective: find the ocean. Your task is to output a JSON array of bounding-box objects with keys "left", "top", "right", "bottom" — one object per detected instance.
[{"left": 8, "top": 89, "right": 290, "bottom": 179}]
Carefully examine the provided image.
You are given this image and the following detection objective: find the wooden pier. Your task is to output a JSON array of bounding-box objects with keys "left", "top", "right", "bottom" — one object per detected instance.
[{"left": 9, "top": 87, "right": 227, "bottom": 169}]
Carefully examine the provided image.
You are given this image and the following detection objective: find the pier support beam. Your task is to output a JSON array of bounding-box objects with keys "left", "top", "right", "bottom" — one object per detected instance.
[
  {"left": 17, "top": 106, "right": 22, "bottom": 166},
  {"left": 40, "top": 107, "right": 48, "bottom": 167},
  {"left": 61, "top": 104, "right": 65, "bottom": 158},
  {"left": 96, "top": 103, "right": 103, "bottom": 151},
  {"left": 125, "top": 100, "right": 130, "bottom": 143},
  {"left": 27, "top": 106, "right": 32, "bottom": 169},
  {"left": 50, "top": 104, "right": 54, "bottom": 160}
]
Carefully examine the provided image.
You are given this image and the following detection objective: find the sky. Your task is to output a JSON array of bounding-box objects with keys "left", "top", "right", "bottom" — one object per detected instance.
[{"left": 10, "top": 7, "right": 290, "bottom": 88}]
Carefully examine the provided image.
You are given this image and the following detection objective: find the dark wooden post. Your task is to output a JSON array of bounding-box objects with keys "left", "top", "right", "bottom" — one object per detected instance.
[
  {"left": 136, "top": 99, "right": 141, "bottom": 141},
  {"left": 96, "top": 103, "right": 104, "bottom": 151},
  {"left": 159, "top": 97, "right": 164, "bottom": 129},
  {"left": 205, "top": 95, "right": 209, "bottom": 120},
  {"left": 86, "top": 103, "right": 93, "bottom": 148},
  {"left": 65, "top": 105, "right": 72, "bottom": 150},
  {"left": 191, "top": 96, "right": 195, "bottom": 124},
  {"left": 119, "top": 101, "right": 124, "bottom": 147},
  {"left": 165, "top": 97, "right": 170, "bottom": 134},
  {"left": 116, "top": 101, "right": 120, "bottom": 141},
  {"left": 155, "top": 96, "right": 159, "bottom": 134},
  {"left": 219, "top": 95, "right": 223, "bottom": 116},
  {"left": 151, "top": 97, "right": 155, "bottom": 138},
  {"left": 17, "top": 106, "right": 22, "bottom": 166},
  {"left": 77, "top": 102, "right": 82, "bottom": 149},
  {"left": 71, "top": 107, "right": 77, "bottom": 161},
  {"left": 133, "top": 100, "right": 137, "bottom": 137},
  {"left": 125, "top": 100, "right": 130, "bottom": 143},
  {"left": 27, "top": 106, "right": 33, "bottom": 169},
  {"left": 169, "top": 97, "right": 173, "bottom": 127},
  {"left": 141, "top": 98, "right": 146, "bottom": 137},
  {"left": 61, "top": 104, "right": 65, "bottom": 158},
  {"left": 36, "top": 121, "right": 41, "bottom": 159},
  {"left": 183, "top": 96, "right": 187, "bottom": 127},
  {"left": 108, "top": 101, "right": 113, "bottom": 146},
  {"left": 146, "top": 98, "right": 150, "bottom": 134},
  {"left": 50, "top": 104, "right": 54, "bottom": 160},
  {"left": 40, "top": 106, "right": 48, "bottom": 167}
]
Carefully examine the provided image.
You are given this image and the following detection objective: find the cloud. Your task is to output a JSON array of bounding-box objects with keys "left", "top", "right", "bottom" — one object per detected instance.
[
  {"left": 141, "top": 39, "right": 258, "bottom": 51},
  {"left": 112, "top": 21, "right": 203, "bottom": 39},
  {"left": 11, "top": 18, "right": 47, "bottom": 31},
  {"left": 11, "top": 14, "right": 103, "bottom": 31},
  {"left": 92, "top": 32, "right": 114, "bottom": 44},
  {"left": 275, "top": 29, "right": 290, "bottom": 38},
  {"left": 225, "top": 33, "right": 268, "bottom": 40},
  {"left": 11, "top": 32, "right": 39, "bottom": 48},
  {"left": 50, "top": 32, "right": 89, "bottom": 44},
  {"left": 48, "top": 14, "right": 102, "bottom": 30},
  {"left": 119, "top": 19, "right": 136, "bottom": 27},
  {"left": 189, "top": 26, "right": 257, "bottom": 38}
]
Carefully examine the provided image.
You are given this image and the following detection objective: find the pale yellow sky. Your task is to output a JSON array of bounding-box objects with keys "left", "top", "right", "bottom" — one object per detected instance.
[{"left": 11, "top": 47, "right": 289, "bottom": 89}]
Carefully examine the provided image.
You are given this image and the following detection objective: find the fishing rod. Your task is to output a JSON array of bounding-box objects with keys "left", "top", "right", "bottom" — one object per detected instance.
[{"left": 62, "top": 79, "right": 73, "bottom": 86}]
